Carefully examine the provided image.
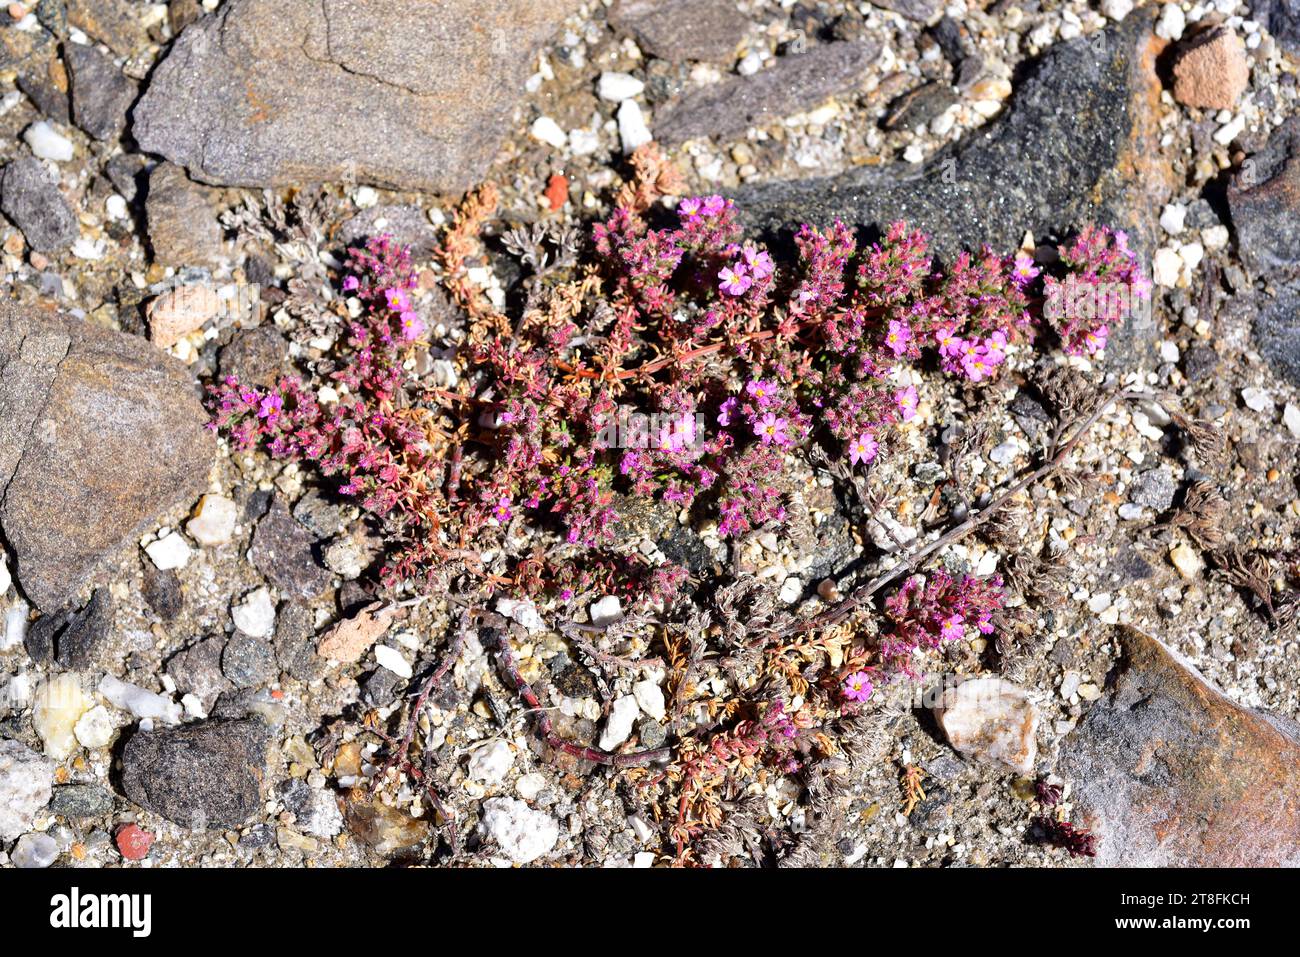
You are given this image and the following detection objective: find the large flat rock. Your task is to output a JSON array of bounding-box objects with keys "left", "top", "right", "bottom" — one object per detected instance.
[
  {"left": 735, "top": 11, "right": 1172, "bottom": 262},
  {"left": 133, "top": 0, "right": 579, "bottom": 194},
  {"left": 0, "top": 305, "right": 214, "bottom": 613},
  {"left": 1059, "top": 626, "right": 1300, "bottom": 867}
]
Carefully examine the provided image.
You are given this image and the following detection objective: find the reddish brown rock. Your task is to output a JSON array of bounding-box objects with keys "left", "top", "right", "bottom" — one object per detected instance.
[
  {"left": 1059, "top": 626, "right": 1300, "bottom": 867},
  {"left": 1172, "top": 26, "right": 1250, "bottom": 110}
]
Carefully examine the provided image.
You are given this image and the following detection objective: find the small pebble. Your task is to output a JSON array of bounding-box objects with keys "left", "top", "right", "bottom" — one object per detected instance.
[
  {"left": 373, "top": 643, "right": 413, "bottom": 680},
  {"left": 187, "top": 494, "right": 237, "bottom": 547},
  {"left": 23, "top": 121, "right": 74, "bottom": 162},
  {"left": 530, "top": 116, "right": 567, "bottom": 149},
  {"left": 12, "top": 832, "right": 58, "bottom": 869},
  {"left": 617, "top": 99, "right": 652, "bottom": 153},
  {"left": 231, "top": 587, "right": 276, "bottom": 638},
  {"left": 597, "top": 71, "right": 644, "bottom": 102},
  {"left": 598, "top": 695, "right": 639, "bottom": 750},
  {"left": 145, "top": 531, "right": 192, "bottom": 571},
  {"left": 468, "top": 740, "right": 514, "bottom": 784}
]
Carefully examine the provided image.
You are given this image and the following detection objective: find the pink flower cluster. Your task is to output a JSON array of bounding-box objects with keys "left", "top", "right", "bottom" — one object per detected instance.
[
  {"left": 878, "top": 569, "right": 1005, "bottom": 678},
  {"left": 1042, "top": 225, "right": 1151, "bottom": 356}
]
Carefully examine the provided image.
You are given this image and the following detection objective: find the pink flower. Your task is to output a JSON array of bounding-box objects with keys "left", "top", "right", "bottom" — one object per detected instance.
[
  {"left": 755, "top": 413, "right": 788, "bottom": 446},
  {"left": 885, "top": 318, "right": 912, "bottom": 357},
  {"left": 741, "top": 244, "right": 775, "bottom": 279},
  {"left": 1081, "top": 326, "right": 1108, "bottom": 355},
  {"left": 717, "top": 396, "right": 738, "bottom": 426},
  {"left": 701, "top": 195, "right": 726, "bottom": 217},
  {"left": 398, "top": 311, "right": 425, "bottom": 341},
  {"left": 934, "top": 324, "right": 961, "bottom": 357},
  {"left": 976, "top": 609, "right": 996, "bottom": 635},
  {"left": 745, "top": 378, "right": 776, "bottom": 406},
  {"left": 719, "top": 264, "right": 752, "bottom": 296},
  {"left": 939, "top": 614, "right": 964, "bottom": 642},
  {"left": 848, "top": 431, "right": 878, "bottom": 465},
  {"left": 842, "top": 671, "right": 874, "bottom": 702},
  {"left": 678, "top": 196, "right": 703, "bottom": 220},
  {"left": 1011, "top": 253, "right": 1040, "bottom": 285},
  {"left": 492, "top": 496, "right": 513, "bottom": 523},
  {"left": 960, "top": 341, "right": 994, "bottom": 381},
  {"left": 895, "top": 385, "right": 919, "bottom": 421},
  {"left": 385, "top": 287, "right": 411, "bottom": 313},
  {"left": 343, "top": 276, "right": 360, "bottom": 292},
  {"left": 257, "top": 394, "right": 283, "bottom": 421}
]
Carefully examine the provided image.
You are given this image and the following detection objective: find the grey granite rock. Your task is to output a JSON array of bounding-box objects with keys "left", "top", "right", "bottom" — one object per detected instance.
[
  {"left": 249, "top": 498, "right": 331, "bottom": 600},
  {"left": 133, "top": 0, "right": 579, "bottom": 194},
  {"left": 0, "top": 304, "right": 215, "bottom": 613},
  {"left": 736, "top": 11, "right": 1171, "bottom": 263},
  {"left": 655, "top": 40, "right": 881, "bottom": 145},
  {"left": 120, "top": 718, "right": 271, "bottom": 829},
  {"left": 0, "top": 158, "right": 79, "bottom": 252}
]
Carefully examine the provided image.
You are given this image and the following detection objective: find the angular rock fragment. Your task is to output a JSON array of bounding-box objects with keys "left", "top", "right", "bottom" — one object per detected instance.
[
  {"left": 65, "top": 41, "right": 138, "bottom": 142},
  {"left": 249, "top": 498, "right": 331, "bottom": 600},
  {"left": 1059, "top": 626, "right": 1300, "bottom": 866},
  {"left": 0, "top": 157, "right": 79, "bottom": 252},
  {"left": 0, "top": 739, "right": 54, "bottom": 841},
  {"left": 609, "top": 0, "right": 746, "bottom": 63},
  {"left": 133, "top": 0, "right": 580, "bottom": 193},
  {"left": 0, "top": 305, "right": 215, "bottom": 613},
  {"left": 655, "top": 41, "right": 880, "bottom": 145},
  {"left": 120, "top": 718, "right": 271, "bottom": 829},
  {"left": 144, "top": 163, "right": 225, "bottom": 267},
  {"left": 1171, "top": 26, "right": 1249, "bottom": 111},
  {"left": 934, "top": 676, "right": 1038, "bottom": 774},
  {"left": 1228, "top": 117, "right": 1300, "bottom": 275}
]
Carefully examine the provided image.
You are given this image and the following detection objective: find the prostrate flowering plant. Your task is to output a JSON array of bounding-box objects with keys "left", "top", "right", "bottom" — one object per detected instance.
[
  {"left": 212, "top": 151, "right": 1146, "bottom": 657},
  {"left": 209, "top": 147, "right": 1148, "bottom": 863}
]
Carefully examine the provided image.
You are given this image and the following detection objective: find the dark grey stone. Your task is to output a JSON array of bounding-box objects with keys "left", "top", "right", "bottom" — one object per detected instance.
[
  {"left": 249, "top": 498, "right": 331, "bottom": 600},
  {"left": 291, "top": 489, "right": 345, "bottom": 540},
  {"left": 609, "top": 0, "right": 746, "bottom": 63},
  {"left": 0, "top": 306, "right": 215, "bottom": 613},
  {"left": 221, "top": 633, "right": 278, "bottom": 688},
  {"left": 273, "top": 601, "right": 324, "bottom": 682},
  {"left": 120, "top": 718, "right": 271, "bottom": 829},
  {"left": 16, "top": 52, "right": 70, "bottom": 125},
  {"left": 144, "top": 162, "right": 225, "bottom": 267},
  {"left": 655, "top": 40, "right": 881, "bottom": 145},
  {"left": 1255, "top": 0, "right": 1300, "bottom": 57},
  {"left": 360, "top": 667, "right": 402, "bottom": 708},
  {"left": 166, "top": 636, "right": 233, "bottom": 711},
  {"left": 141, "top": 564, "right": 185, "bottom": 621},
  {"left": 65, "top": 41, "right": 138, "bottom": 142},
  {"left": 1227, "top": 116, "right": 1300, "bottom": 276},
  {"left": 49, "top": 783, "right": 113, "bottom": 818},
  {"left": 105, "top": 153, "right": 148, "bottom": 203},
  {"left": 736, "top": 11, "right": 1171, "bottom": 263},
  {"left": 1253, "top": 283, "right": 1300, "bottom": 388},
  {"left": 132, "top": 0, "right": 579, "bottom": 194},
  {"left": 0, "top": 158, "right": 79, "bottom": 253},
  {"left": 883, "top": 80, "right": 958, "bottom": 131}
]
